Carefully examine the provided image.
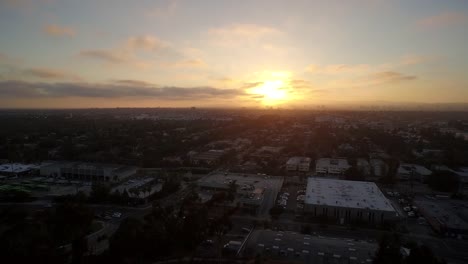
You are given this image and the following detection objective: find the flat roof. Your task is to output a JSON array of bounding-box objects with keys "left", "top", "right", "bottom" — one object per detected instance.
[
  {"left": 316, "top": 158, "right": 350, "bottom": 169},
  {"left": 415, "top": 199, "right": 468, "bottom": 231},
  {"left": 42, "top": 161, "right": 135, "bottom": 170},
  {"left": 198, "top": 172, "right": 271, "bottom": 190},
  {"left": 305, "top": 177, "right": 395, "bottom": 212},
  {"left": 399, "top": 163, "right": 432, "bottom": 175},
  {"left": 287, "top": 156, "right": 311, "bottom": 165},
  {"left": 0, "top": 163, "right": 35, "bottom": 173}
]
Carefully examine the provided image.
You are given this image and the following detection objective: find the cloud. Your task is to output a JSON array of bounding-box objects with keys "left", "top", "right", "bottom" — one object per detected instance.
[
  {"left": 126, "top": 35, "right": 168, "bottom": 52},
  {"left": 43, "top": 24, "right": 75, "bottom": 37},
  {"left": 418, "top": 11, "right": 467, "bottom": 28},
  {"left": 399, "top": 55, "right": 431, "bottom": 65},
  {"left": 306, "top": 64, "right": 371, "bottom": 74},
  {"left": 79, "top": 34, "right": 174, "bottom": 68},
  {"left": 289, "top": 79, "right": 314, "bottom": 89},
  {"left": 368, "top": 71, "right": 417, "bottom": 83},
  {"left": 327, "top": 71, "right": 417, "bottom": 89},
  {"left": 112, "top": 79, "right": 152, "bottom": 86},
  {"left": 0, "top": 80, "right": 244, "bottom": 100},
  {"left": 79, "top": 49, "right": 128, "bottom": 63},
  {"left": 172, "top": 59, "right": 207, "bottom": 68},
  {"left": 24, "top": 68, "right": 80, "bottom": 80}
]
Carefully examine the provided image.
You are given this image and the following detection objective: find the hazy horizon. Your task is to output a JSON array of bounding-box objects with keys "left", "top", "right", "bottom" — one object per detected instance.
[{"left": 1, "top": 0, "right": 468, "bottom": 109}]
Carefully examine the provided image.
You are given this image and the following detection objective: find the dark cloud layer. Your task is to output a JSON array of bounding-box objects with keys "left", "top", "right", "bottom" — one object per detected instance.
[{"left": 0, "top": 80, "right": 244, "bottom": 100}]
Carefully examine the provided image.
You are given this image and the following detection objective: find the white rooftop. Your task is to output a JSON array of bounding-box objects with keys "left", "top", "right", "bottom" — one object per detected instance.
[{"left": 305, "top": 178, "right": 395, "bottom": 212}]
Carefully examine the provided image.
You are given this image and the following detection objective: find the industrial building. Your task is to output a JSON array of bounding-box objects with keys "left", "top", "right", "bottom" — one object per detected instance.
[
  {"left": 286, "top": 157, "right": 311, "bottom": 172},
  {"left": 315, "top": 158, "right": 350, "bottom": 176},
  {"left": 40, "top": 162, "right": 138, "bottom": 183},
  {"left": 304, "top": 178, "right": 398, "bottom": 224}
]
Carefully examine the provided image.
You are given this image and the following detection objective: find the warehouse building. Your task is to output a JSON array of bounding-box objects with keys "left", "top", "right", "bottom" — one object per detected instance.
[{"left": 304, "top": 178, "right": 398, "bottom": 225}]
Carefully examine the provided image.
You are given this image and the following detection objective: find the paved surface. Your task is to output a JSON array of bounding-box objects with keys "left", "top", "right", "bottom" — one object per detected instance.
[
  {"left": 257, "top": 176, "right": 284, "bottom": 216},
  {"left": 244, "top": 230, "right": 377, "bottom": 264}
]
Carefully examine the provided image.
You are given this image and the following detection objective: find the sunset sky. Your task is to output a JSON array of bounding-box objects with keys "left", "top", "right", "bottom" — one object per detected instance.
[{"left": 1, "top": 0, "right": 467, "bottom": 108}]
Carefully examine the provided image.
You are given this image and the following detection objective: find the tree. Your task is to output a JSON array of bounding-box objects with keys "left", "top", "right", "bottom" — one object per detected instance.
[
  {"left": 109, "top": 218, "right": 145, "bottom": 263},
  {"left": 405, "top": 245, "right": 446, "bottom": 264},
  {"left": 344, "top": 166, "right": 364, "bottom": 181},
  {"left": 374, "top": 233, "right": 403, "bottom": 264},
  {"left": 227, "top": 180, "right": 238, "bottom": 201},
  {"left": 50, "top": 202, "right": 94, "bottom": 244},
  {"left": 269, "top": 206, "right": 283, "bottom": 219},
  {"left": 89, "top": 183, "right": 110, "bottom": 203},
  {"left": 427, "top": 170, "right": 459, "bottom": 193}
]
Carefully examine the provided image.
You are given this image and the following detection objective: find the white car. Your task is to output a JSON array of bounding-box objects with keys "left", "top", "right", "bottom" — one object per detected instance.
[
  {"left": 112, "top": 212, "right": 122, "bottom": 218},
  {"left": 403, "top": 206, "right": 411, "bottom": 212},
  {"left": 408, "top": 211, "right": 415, "bottom": 217}
]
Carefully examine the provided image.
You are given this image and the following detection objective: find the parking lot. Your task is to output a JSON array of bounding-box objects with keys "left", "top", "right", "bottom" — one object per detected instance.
[
  {"left": 275, "top": 183, "right": 307, "bottom": 213},
  {"left": 244, "top": 230, "right": 377, "bottom": 263}
]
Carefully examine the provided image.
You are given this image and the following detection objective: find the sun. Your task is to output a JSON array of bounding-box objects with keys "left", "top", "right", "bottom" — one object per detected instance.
[{"left": 250, "top": 79, "right": 289, "bottom": 105}]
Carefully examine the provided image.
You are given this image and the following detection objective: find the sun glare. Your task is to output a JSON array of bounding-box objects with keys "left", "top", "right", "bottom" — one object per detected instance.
[{"left": 249, "top": 72, "right": 292, "bottom": 105}]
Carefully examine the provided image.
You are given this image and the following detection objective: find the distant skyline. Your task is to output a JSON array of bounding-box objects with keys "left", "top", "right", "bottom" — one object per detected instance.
[{"left": 1, "top": 0, "right": 468, "bottom": 109}]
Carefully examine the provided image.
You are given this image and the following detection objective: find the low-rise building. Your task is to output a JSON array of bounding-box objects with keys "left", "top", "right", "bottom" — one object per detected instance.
[
  {"left": 190, "top": 150, "right": 224, "bottom": 166},
  {"left": 198, "top": 173, "right": 283, "bottom": 215},
  {"left": 415, "top": 199, "right": 468, "bottom": 237},
  {"left": 397, "top": 163, "right": 432, "bottom": 181},
  {"left": 315, "top": 158, "right": 350, "bottom": 176},
  {"left": 304, "top": 178, "right": 398, "bottom": 224},
  {"left": 370, "top": 159, "right": 387, "bottom": 178},
  {"left": 40, "top": 161, "right": 137, "bottom": 182},
  {"left": 286, "top": 157, "right": 311, "bottom": 172}
]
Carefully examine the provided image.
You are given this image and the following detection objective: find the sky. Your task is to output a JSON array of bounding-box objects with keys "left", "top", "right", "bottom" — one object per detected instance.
[{"left": 0, "top": 0, "right": 467, "bottom": 109}]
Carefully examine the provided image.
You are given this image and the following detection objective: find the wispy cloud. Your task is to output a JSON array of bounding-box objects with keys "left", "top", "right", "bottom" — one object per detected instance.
[
  {"left": 306, "top": 64, "right": 371, "bottom": 74},
  {"left": 367, "top": 71, "right": 417, "bottom": 83},
  {"left": 79, "top": 35, "right": 174, "bottom": 68},
  {"left": 306, "top": 55, "right": 430, "bottom": 76},
  {"left": 43, "top": 24, "right": 76, "bottom": 37},
  {"left": 23, "top": 67, "right": 81, "bottom": 80},
  {"left": 171, "top": 59, "right": 207, "bottom": 68},
  {"left": 79, "top": 49, "right": 129, "bottom": 64},
  {"left": 111, "top": 79, "right": 153, "bottom": 87},
  {"left": 146, "top": 0, "right": 178, "bottom": 19},
  {"left": 418, "top": 11, "right": 467, "bottom": 28},
  {"left": 0, "top": 80, "right": 244, "bottom": 100},
  {"left": 399, "top": 55, "right": 431, "bottom": 65},
  {"left": 126, "top": 35, "right": 168, "bottom": 52},
  {"left": 327, "top": 71, "right": 417, "bottom": 89}
]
